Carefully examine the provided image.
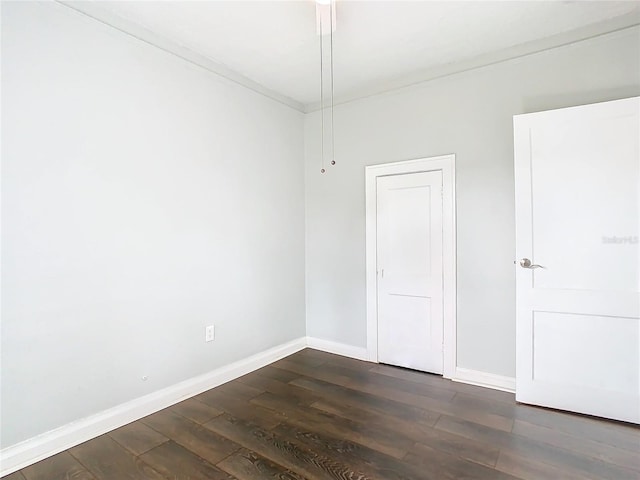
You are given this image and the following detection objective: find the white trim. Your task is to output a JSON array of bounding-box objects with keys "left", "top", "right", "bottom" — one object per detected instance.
[
  {"left": 0, "top": 337, "right": 306, "bottom": 477},
  {"left": 365, "top": 155, "right": 457, "bottom": 379},
  {"left": 306, "top": 337, "right": 369, "bottom": 361},
  {"left": 0, "top": 333, "right": 517, "bottom": 476},
  {"left": 52, "top": 0, "right": 638, "bottom": 114},
  {"left": 453, "top": 367, "right": 516, "bottom": 393},
  {"left": 305, "top": 335, "right": 516, "bottom": 396},
  {"left": 54, "top": 1, "right": 305, "bottom": 113},
  {"left": 304, "top": 19, "right": 640, "bottom": 113}
]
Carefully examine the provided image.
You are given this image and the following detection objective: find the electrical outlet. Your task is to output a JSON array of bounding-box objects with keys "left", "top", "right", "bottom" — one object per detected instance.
[{"left": 205, "top": 325, "right": 215, "bottom": 342}]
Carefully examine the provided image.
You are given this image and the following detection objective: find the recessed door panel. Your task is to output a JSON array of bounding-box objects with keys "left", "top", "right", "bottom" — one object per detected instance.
[
  {"left": 532, "top": 311, "right": 639, "bottom": 395},
  {"left": 531, "top": 113, "right": 639, "bottom": 292}
]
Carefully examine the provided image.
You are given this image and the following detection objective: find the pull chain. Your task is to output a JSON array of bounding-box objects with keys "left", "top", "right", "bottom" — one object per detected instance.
[
  {"left": 319, "top": 9, "right": 325, "bottom": 174},
  {"left": 330, "top": 0, "right": 335, "bottom": 167}
]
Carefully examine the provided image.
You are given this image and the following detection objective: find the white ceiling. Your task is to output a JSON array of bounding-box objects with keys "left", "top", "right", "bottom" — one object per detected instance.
[{"left": 74, "top": 1, "right": 640, "bottom": 108}]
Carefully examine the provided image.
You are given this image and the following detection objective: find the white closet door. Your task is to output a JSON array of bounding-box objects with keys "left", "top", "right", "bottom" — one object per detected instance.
[
  {"left": 376, "top": 170, "right": 443, "bottom": 374},
  {"left": 514, "top": 97, "right": 640, "bottom": 423}
]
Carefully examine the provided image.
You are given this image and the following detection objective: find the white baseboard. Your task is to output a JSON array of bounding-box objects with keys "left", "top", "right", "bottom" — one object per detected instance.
[
  {"left": 304, "top": 339, "right": 515, "bottom": 395},
  {"left": 5, "top": 336, "right": 514, "bottom": 476},
  {"left": 0, "top": 337, "right": 306, "bottom": 477},
  {"left": 306, "top": 337, "right": 369, "bottom": 361},
  {"left": 452, "top": 367, "right": 516, "bottom": 393}
]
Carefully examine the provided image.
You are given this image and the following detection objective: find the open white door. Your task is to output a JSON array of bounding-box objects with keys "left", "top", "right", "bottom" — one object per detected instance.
[
  {"left": 376, "top": 171, "right": 443, "bottom": 374},
  {"left": 514, "top": 97, "right": 640, "bottom": 423}
]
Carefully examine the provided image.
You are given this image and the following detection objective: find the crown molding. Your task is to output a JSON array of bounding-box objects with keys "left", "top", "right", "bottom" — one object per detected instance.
[
  {"left": 304, "top": 12, "right": 640, "bottom": 113},
  {"left": 51, "top": 2, "right": 639, "bottom": 115},
  {"left": 55, "top": 1, "right": 306, "bottom": 113}
]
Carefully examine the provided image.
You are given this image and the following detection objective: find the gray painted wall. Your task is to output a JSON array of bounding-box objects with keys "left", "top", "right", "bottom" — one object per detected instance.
[
  {"left": 304, "top": 27, "right": 640, "bottom": 378},
  {"left": 2, "top": 0, "right": 639, "bottom": 453},
  {"left": 1, "top": 2, "right": 305, "bottom": 448}
]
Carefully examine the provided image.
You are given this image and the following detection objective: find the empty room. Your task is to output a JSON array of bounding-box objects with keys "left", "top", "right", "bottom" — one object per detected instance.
[{"left": 1, "top": 0, "right": 639, "bottom": 478}]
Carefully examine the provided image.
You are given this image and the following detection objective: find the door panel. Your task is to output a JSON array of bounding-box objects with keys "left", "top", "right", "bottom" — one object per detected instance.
[
  {"left": 532, "top": 312, "right": 638, "bottom": 394},
  {"left": 531, "top": 114, "right": 639, "bottom": 292},
  {"left": 376, "top": 170, "right": 443, "bottom": 374},
  {"left": 514, "top": 97, "right": 640, "bottom": 423}
]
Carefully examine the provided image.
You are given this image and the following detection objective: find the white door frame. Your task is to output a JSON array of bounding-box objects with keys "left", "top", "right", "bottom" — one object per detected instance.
[{"left": 365, "top": 154, "right": 457, "bottom": 379}]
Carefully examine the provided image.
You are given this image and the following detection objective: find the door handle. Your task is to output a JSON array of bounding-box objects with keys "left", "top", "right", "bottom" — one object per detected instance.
[{"left": 519, "top": 258, "right": 544, "bottom": 269}]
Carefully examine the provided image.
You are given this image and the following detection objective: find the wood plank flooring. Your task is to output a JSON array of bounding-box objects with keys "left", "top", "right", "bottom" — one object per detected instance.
[{"left": 7, "top": 348, "right": 640, "bottom": 480}]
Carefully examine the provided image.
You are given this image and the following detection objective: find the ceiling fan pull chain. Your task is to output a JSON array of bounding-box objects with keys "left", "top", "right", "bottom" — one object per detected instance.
[
  {"left": 319, "top": 6, "right": 326, "bottom": 174},
  {"left": 330, "top": 0, "right": 336, "bottom": 167}
]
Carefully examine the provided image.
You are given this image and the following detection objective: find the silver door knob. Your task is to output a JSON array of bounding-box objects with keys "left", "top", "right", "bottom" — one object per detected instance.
[{"left": 519, "top": 258, "right": 544, "bottom": 269}]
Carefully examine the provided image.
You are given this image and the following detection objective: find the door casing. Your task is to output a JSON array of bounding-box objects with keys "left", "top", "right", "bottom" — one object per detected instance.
[{"left": 365, "top": 154, "right": 457, "bottom": 379}]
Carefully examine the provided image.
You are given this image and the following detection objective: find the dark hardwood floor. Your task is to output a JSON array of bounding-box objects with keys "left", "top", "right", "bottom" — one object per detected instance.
[{"left": 6, "top": 348, "right": 640, "bottom": 479}]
